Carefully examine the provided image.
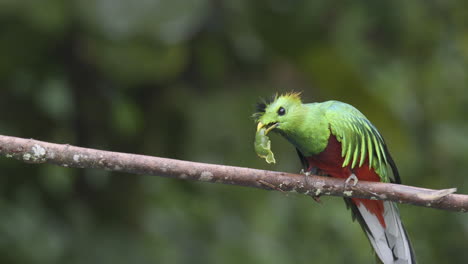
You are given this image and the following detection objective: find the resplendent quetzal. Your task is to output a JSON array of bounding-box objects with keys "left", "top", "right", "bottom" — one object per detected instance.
[{"left": 254, "top": 93, "right": 415, "bottom": 264}]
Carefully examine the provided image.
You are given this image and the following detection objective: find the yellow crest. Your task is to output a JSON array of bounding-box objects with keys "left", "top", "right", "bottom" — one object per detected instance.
[{"left": 278, "top": 91, "right": 302, "bottom": 103}]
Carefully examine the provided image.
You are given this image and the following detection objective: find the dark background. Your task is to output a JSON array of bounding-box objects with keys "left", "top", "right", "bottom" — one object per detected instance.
[{"left": 0, "top": 1, "right": 467, "bottom": 263}]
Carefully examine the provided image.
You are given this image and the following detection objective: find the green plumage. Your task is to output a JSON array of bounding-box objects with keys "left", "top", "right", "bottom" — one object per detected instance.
[{"left": 255, "top": 94, "right": 395, "bottom": 183}]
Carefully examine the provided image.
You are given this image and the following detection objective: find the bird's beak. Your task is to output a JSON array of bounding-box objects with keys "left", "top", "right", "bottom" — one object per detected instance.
[
  {"left": 257, "top": 122, "right": 278, "bottom": 134},
  {"left": 257, "top": 122, "right": 264, "bottom": 132}
]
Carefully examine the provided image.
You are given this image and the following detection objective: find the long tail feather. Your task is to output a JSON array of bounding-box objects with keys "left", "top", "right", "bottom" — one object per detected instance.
[{"left": 346, "top": 199, "right": 416, "bottom": 264}]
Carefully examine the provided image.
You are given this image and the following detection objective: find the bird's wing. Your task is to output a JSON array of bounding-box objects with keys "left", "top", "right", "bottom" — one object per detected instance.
[{"left": 325, "top": 103, "right": 400, "bottom": 183}]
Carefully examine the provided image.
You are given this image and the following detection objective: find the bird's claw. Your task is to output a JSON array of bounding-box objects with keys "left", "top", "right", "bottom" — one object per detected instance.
[
  {"left": 300, "top": 169, "right": 311, "bottom": 177},
  {"left": 300, "top": 169, "right": 311, "bottom": 186},
  {"left": 345, "top": 174, "right": 359, "bottom": 188},
  {"left": 300, "top": 168, "right": 322, "bottom": 204}
]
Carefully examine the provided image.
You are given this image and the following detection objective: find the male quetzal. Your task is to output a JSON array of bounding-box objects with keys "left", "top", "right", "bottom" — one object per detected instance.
[{"left": 254, "top": 93, "right": 415, "bottom": 264}]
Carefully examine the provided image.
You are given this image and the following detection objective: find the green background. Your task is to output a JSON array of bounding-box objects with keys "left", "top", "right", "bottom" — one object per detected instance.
[{"left": 0, "top": 0, "right": 467, "bottom": 263}]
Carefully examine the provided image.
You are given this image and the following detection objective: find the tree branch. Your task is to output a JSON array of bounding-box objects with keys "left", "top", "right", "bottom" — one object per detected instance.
[{"left": 0, "top": 135, "right": 466, "bottom": 212}]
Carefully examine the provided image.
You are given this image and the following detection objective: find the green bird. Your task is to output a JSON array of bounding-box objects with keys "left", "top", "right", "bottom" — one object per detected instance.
[{"left": 254, "top": 93, "right": 415, "bottom": 264}]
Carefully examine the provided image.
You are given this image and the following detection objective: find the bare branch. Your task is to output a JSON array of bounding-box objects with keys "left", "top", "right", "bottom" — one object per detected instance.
[{"left": 0, "top": 135, "right": 466, "bottom": 212}]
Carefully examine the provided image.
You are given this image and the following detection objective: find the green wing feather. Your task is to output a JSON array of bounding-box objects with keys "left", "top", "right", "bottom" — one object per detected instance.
[{"left": 325, "top": 101, "right": 392, "bottom": 182}]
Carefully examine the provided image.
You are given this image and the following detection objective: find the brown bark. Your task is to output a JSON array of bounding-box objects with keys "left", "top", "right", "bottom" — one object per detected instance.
[{"left": 0, "top": 135, "right": 466, "bottom": 212}]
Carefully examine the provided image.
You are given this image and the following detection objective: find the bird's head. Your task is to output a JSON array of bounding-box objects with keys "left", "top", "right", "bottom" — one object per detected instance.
[{"left": 254, "top": 92, "right": 303, "bottom": 135}]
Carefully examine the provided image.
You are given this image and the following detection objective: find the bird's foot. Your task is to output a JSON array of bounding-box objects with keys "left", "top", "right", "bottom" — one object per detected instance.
[
  {"left": 344, "top": 174, "right": 359, "bottom": 188},
  {"left": 300, "top": 168, "right": 322, "bottom": 204},
  {"left": 300, "top": 169, "right": 312, "bottom": 194},
  {"left": 300, "top": 168, "right": 314, "bottom": 186}
]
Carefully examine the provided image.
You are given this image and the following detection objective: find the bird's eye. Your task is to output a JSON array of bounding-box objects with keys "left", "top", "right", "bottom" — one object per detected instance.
[{"left": 277, "top": 107, "right": 286, "bottom": 116}]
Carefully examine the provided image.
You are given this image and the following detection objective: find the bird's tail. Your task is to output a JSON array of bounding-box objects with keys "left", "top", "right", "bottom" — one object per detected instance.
[{"left": 346, "top": 199, "right": 416, "bottom": 264}]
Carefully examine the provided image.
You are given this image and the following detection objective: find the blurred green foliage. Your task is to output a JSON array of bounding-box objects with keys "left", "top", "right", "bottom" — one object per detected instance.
[{"left": 0, "top": 0, "right": 467, "bottom": 263}]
